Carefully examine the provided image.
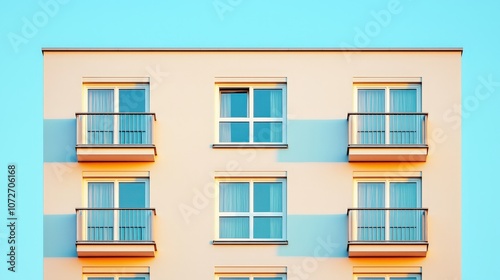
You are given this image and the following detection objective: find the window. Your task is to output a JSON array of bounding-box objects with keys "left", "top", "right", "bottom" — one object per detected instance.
[
  {"left": 353, "top": 178, "right": 423, "bottom": 241},
  {"left": 84, "top": 274, "right": 149, "bottom": 280},
  {"left": 354, "top": 84, "right": 423, "bottom": 145},
  {"left": 217, "top": 84, "right": 286, "bottom": 145},
  {"left": 354, "top": 274, "right": 421, "bottom": 280},
  {"left": 217, "top": 274, "right": 286, "bottom": 280},
  {"left": 82, "top": 178, "right": 152, "bottom": 242},
  {"left": 216, "top": 178, "right": 286, "bottom": 241},
  {"left": 82, "top": 83, "right": 152, "bottom": 145}
]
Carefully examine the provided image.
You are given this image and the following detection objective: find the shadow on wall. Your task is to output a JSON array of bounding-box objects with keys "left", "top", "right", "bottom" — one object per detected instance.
[
  {"left": 277, "top": 214, "right": 348, "bottom": 258},
  {"left": 44, "top": 214, "right": 77, "bottom": 258},
  {"left": 277, "top": 120, "right": 348, "bottom": 163},
  {"left": 44, "top": 119, "right": 77, "bottom": 162}
]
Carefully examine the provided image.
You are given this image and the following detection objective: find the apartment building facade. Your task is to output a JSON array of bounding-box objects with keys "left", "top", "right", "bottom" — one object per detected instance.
[{"left": 43, "top": 48, "right": 462, "bottom": 280}]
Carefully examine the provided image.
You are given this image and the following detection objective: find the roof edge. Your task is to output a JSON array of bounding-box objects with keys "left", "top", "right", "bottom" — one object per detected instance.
[{"left": 41, "top": 47, "right": 463, "bottom": 54}]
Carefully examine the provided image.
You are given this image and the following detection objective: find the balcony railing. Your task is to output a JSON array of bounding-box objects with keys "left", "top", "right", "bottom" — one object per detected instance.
[
  {"left": 75, "top": 113, "right": 156, "bottom": 161},
  {"left": 348, "top": 208, "right": 428, "bottom": 243},
  {"left": 347, "top": 113, "right": 428, "bottom": 161},
  {"left": 76, "top": 208, "right": 156, "bottom": 242},
  {"left": 348, "top": 113, "right": 428, "bottom": 145},
  {"left": 76, "top": 113, "right": 156, "bottom": 145}
]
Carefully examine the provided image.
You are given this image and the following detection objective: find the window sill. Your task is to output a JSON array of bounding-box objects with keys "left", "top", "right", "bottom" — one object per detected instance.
[
  {"left": 212, "top": 144, "right": 288, "bottom": 149},
  {"left": 212, "top": 240, "right": 288, "bottom": 245}
]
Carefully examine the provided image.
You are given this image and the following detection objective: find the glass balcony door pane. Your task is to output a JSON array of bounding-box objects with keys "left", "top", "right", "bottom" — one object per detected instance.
[
  {"left": 87, "top": 183, "right": 114, "bottom": 241},
  {"left": 119, "top": 182, "right": 147, "bottom": 241},
  {"left": 87, "top": 89, "right": 114, "bottom": 144},
  {"left": 357, "top": 89, "right": 385, "bottom": 144},
  {"left": 389, "top": 182, "right": 421, "bottom": 241},
  {"left": 119, "top": 89, "right": 146, "bottom": 144},
  {"left": 357, "top": 182, "right": 385, "bottom": 241},
  {"left": 390, "top": 89, "right": 421, "bottom": 144}
]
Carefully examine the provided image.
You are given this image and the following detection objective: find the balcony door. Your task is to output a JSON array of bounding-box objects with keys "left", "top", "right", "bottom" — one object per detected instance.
[
  {"left": 86, "top": 86, "right": 147, "bottom": 144},
  {"left": 356, "top": 86, "right": 421, "bottom": 144},
  {"left": 87, "top": 180, "right": 149, "bottom": 241},
  {"left": 356, "top": 179, "right": 422, "bottom": 241}
]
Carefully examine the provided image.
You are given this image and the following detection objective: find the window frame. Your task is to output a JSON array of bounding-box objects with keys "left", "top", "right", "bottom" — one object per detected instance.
[
  {"left": 83, "top": 83, "right": 150, "bottom": 113},
  {"left": 84, "top": 273, "right": 150, "bottom": 280},
  {"left": 216, "top": 273, "right": 287, "bottom": 280},
  {"left": 353, "top": 83, "right": 422, "bottom": 113},
  {"left": 353, "top": 178, "right": 422, "bottom": 208},
  {"left": 83, "top": 177, "right": 150, "bottom": 208},
  {"left": 215, "top": 83, "right": 287, "bottom": 146},
  {"left": 214, "top": 177, "right": 287, "bottom": 243},
  {"left": 353, "top": 274, "right": 421, "bottom": 280}
]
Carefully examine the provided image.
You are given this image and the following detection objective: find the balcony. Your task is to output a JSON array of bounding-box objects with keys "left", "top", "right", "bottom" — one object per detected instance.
[
  {"left": 76, "top": 208, "right": 156, "bottom": 257},
  {"left": 347, "top": 208, "right": 428, "bottom": 257},
  {"left": 347, "top": 113, "right": 428, "bottom": 162},
  {"left": 76, "top": 113, "right": 156, "bottom": 162}
]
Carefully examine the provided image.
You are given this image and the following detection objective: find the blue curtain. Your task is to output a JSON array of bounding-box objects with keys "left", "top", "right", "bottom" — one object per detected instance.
[
  {"left": 87, "top": 182, "right": 114, "bottom": 241},
  {"left": 87, "top": 89, "right": 114, "bottom": 144},
  {"left": 357, "top": 182, "right": 385, "bottom": 241},
  {"left": 357, "top": 89, "right": 385, "bottom": 144}
]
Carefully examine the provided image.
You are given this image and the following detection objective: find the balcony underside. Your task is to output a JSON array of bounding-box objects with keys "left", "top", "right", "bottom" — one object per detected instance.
[
  {"left": 76, "top": 145, "right": 156, "bottom": 162},
  {"left": 348, "top": 145, "right": 428, "bottom": 162},
  {"left": 76, "top": 241, "right": 156, "bottom": 257},
  {"left": 348, "top": 242, "right": 428, "bottom": 257}
]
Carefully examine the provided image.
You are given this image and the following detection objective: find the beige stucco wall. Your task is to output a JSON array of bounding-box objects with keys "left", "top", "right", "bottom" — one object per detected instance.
[{"left": 44, "top": 49, "right": 461, "bottom": 280}]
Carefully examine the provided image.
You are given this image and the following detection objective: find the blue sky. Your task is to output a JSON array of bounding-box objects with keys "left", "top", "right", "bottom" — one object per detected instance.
[{"left": 1, "top": 0, "right": 499, "bottom": 279}]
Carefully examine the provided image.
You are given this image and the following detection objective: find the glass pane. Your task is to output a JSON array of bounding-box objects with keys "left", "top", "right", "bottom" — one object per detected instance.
[
  {"left": 390, "top": 182, "right": 421, "bottom": 241},
  {"left": 254, "top": 182, "right": 282, "bottom": 212},
  {"left": 253, "top": 122, "right": 282, "bottom": 143},
  {"left": 219, "top": 217, "right": 249, "bottom": 238},
  {"left": 220, "top": 278, "right": 250, "bottom": 280},
  {"left": 119, "top": 278, "right": 147, "bottom": 280},
  {"left": 119, "top": 182, "right": 146, "bottom": 208},
  {"left": 254, "top": 217, "right": 282, "bottom": 238},
  {"left": 256, "top": 278, "right": 282, "bottom": 280},
  {"left": 220, "top": 122, "right": 249, "bottom": 142},
  {"left": 219, "top": 182, "right": 249, "bottom": 212},
  {"left": 390, "top": 89, "right": 418, "bottom": 112},
  {"left": 357, "top": 89, "right": 385, "bottom": 144},
  {"left": 358, "top": 278, "right": 385, "bottom": 280},
  {"left": 357, "top": 182, "right": 385, "bottom": 241},
  {"left": 87, "top": 183, "right": 114, "bottom": 241},
  {"left": 119, "top": 89, "right": 146, "bottom": 112},
  {"left": 221, "top": 92, "right": 248, "bottom": 117},
  {"left": 87, "top": 89, "right": 114, "bottom": 144},
  {"left": 88, "top": 278, "right": 114, "bottom": 280},
  {"left": 389, "top": 89, "right": 420, "bottom": 144},
  {"left": 391, "top": 278, "right": 418, "bottom": 280},
  {"left": 358, "top": 89, "right": 385, "bottom": 112},
  {"left": 88, "top": 89, "right": 114, "bottom": 112},
  {"left": 254, "top": 89, "right": 283, "bottom": 117}
]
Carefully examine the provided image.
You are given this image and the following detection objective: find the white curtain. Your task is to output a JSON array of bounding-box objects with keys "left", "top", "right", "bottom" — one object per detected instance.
[
  {"left": 390, "top": 182, "right": 421, "bottom": 241},
  {"left": 219, "top": 217, "right": 249, "bottom": 238},
  {"left": 357, "top": 182, "right": 385, "bottom": 241},
  {"left": 87, "top": 182, "right": 114, "bottom": 241},
  {"left": 219, "top": 183, "right": 249, "bottom": 212},
  {"left": 357, "top": 89, "right": 385, "bottom": 144},
  {"left": 269, "top": 89, "right": 282, "bottom": 118},
  {"left": 390, "top": 89, "right": 421, "bottom": 144},
  {"left": 87, "top": 89, "right": 114, "bottom": 144},
  {"left": 219, "top": 182, "right": 250, "bottom": 238}
]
